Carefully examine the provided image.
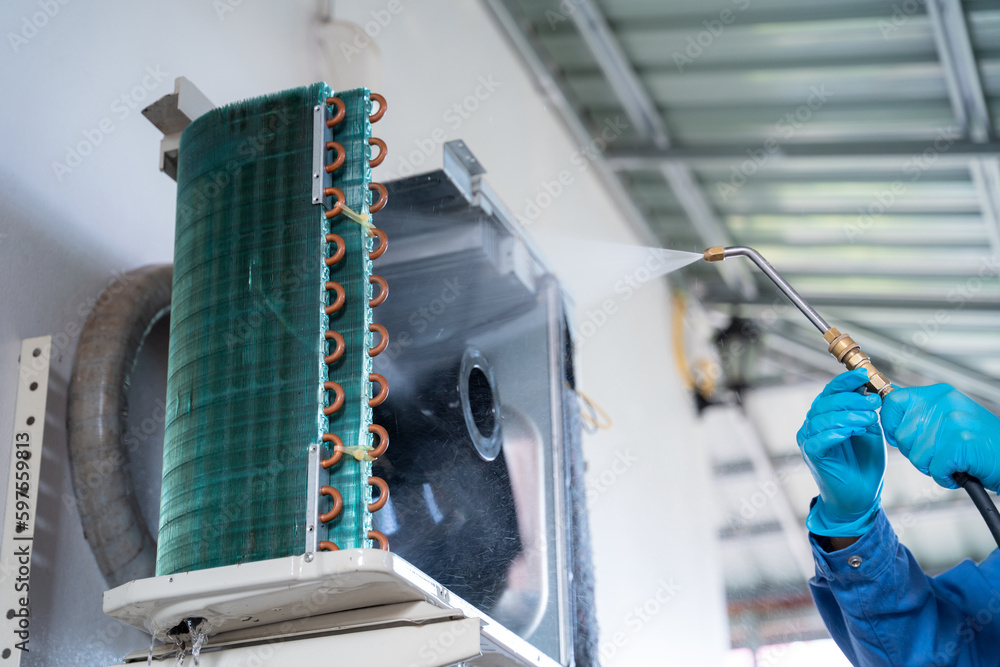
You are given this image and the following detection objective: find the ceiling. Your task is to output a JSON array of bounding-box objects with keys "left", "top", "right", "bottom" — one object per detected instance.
[{"left": 484, "top": 0, "right": 1000, "bottom": 649}]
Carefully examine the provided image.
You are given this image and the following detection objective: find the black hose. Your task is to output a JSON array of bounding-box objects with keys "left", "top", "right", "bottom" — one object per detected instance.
[{"left": 954, "top": 472, "right": 1000, "bottom": 550}]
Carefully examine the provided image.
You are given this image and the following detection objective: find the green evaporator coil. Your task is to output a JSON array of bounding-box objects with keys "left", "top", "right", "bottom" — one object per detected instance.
[{"left": 157, "top": 82, "right": 390, "bottom": 575}]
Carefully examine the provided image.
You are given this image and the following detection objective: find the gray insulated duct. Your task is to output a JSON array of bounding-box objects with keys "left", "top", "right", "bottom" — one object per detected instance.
[{"left": 67, "top": 264, "right": 172, "bottom": 587}]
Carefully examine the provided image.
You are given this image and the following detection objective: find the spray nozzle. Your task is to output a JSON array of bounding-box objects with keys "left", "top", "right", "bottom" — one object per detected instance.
[{"left": 701, "top": 245, "right": 891, "bottom": 396}]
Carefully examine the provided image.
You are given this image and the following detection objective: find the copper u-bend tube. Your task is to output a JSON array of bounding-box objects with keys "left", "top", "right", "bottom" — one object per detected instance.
[
  {"left": 320, "top": 486, "right": 343, "bottom": 523},
  {"left": 323, "top": 380, "right": 344, "bottom": 415},
  {"left": 326, "top": 97, "right": 346, "bottom": 127}
]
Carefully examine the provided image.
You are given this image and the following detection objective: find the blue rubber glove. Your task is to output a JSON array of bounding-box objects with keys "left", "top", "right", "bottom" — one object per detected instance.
[
  {"left": 796, "top": 369, "right": 886, "bottom": 536},
  {"left": 880, "top": 383, "right": 1000, "bottom": 493}
]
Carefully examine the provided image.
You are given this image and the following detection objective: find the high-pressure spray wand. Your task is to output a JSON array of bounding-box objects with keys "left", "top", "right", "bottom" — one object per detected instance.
[{"left": 704, "top": 245, "right": 1000, "bottom": 548}]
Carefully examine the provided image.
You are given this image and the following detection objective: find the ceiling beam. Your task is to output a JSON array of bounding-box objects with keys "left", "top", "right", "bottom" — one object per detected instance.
[
  {"left": 661, "top": 162, "right": 757, "bottom": 298},
  {"left": 701, "top": 302, "right": 1000, "bottom": 412},
  {"left": 759, "top": 327, "right": 843, "bottom": 377},
  {"left": 716, "top": 451, "right": 957, "bottom": 483},
  {"left": 701, "top": 293, "right": 1000, "bottom": 313},
  {"left": 926, "top": 0, "right": 991, "bottom": 143},
  {"left": 706, "top": 406, "right": 815, "bottom": 581},
  {"left": 607, "top": 141, "right": 1000, "bottom": 171},
  {"left": 970, "top": 159, "right": 1000, "bottom": 255},
  {"left": 925, "top": 0, "right": 1000, "bottom": 260},
  {"left": 721, "top": 498, "right": 982, "bottom": 544},
  {"left": 769, "top": 318, "right": 1000, "bottom": 408},
  {"left": 714, "top": 453, "right": 805, "bottom": 478},
  {"left": 729, "top": 321, "right": 1000, "bottom": 413},
  {"left": 565, "top": 0, "right": 757, "bottom": 299},
  {"left": 566, "top": 0, "right": 667, "bottom": 146},
  {"left": 482, "top": 0, "right": 660, "bottom": 249}
]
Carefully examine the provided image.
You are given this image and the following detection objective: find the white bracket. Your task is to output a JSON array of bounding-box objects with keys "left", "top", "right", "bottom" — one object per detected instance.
[
  {"left": 0, "top": 337, "right": 52, "bottom": 664},
  {"left": 141, "top": 77, "right": 215, "bottom": 180}
]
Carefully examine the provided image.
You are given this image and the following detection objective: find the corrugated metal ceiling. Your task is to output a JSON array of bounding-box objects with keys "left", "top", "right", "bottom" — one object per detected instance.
[{"left": 494, "top": 0, "right": 1000, "bottom": 405}]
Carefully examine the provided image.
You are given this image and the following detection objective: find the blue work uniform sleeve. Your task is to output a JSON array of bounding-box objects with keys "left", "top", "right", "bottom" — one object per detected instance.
[{"left": 809, "top": 500, "right": 1000, "bottom": 666}]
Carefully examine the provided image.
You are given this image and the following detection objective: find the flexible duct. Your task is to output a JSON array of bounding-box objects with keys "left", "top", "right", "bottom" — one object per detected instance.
[{"left": 67, "top": 264, "right": 172, "bottom": 586}]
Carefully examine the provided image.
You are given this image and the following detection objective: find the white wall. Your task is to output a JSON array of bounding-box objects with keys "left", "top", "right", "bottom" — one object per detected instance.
[{"left": 0, "top": 1, "right": 727, "bottom": 664}]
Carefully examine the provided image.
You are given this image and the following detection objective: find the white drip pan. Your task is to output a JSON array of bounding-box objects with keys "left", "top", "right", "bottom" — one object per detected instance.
[{"left": 104, "top": 549, "right": 560, "bottom": 666}]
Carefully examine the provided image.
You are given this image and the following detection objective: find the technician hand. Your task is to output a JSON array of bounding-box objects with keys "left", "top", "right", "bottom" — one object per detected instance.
[
  {"left": 881, "top": 384, "right": 1000, "bottom": 494},
  {"left": 796, "top": 369, "right": 886, "bottom": 537}
]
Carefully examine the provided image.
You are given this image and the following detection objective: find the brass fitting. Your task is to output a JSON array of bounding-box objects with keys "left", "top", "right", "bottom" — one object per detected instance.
[
  {"left": 703, "top": 246, "right": 725, "bottom": 262},
  {"left": 823, "top": 328, "right": 894, "bottom": 397}
]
